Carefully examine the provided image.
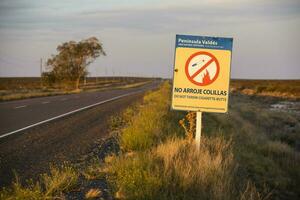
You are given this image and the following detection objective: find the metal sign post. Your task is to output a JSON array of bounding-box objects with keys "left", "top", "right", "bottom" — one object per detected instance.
[{"left": 195, "top": 112, "right": 202, "bottom": 149}]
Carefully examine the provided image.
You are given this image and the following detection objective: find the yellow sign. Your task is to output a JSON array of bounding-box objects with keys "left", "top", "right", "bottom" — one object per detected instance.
[{"left": 171, "top": 34, "right": 233, "bottom": 113}]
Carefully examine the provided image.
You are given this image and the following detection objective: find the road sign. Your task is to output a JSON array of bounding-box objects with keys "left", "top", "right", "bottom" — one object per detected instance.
[
  {"left": 171, "top": 34, "right": 233, "bottom": 113},
  {"left": 185, "top": 51, "right": 220, "bottom": 86}
]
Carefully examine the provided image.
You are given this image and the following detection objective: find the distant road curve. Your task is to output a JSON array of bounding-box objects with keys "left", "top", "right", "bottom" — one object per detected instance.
[{"left": 0, "top": 81, "right": 160, "bottom": 138}]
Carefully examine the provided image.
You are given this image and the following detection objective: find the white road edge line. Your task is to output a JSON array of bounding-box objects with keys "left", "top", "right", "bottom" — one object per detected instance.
[
  {"left": 0, "top": 90, "right": 142, "bottom": 139},
  {"left": 42, "top": 101, "right": 50, "bottom": 104},
  {"left": 14, "top": 105, "right": 27, "bottom": 109}
]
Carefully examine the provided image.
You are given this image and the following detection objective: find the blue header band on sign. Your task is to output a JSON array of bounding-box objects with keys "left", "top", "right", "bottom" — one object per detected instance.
[{"left": 176, "top": 34, "right": 233, "bottom": 51}]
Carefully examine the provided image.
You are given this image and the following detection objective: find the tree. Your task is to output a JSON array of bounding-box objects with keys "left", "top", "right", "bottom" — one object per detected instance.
[
  {"left": 42, "top": 71, "right": 56, "bottom": 87},
  {"left": 46, "top": 37, "right": 106, "bottom": 89}
]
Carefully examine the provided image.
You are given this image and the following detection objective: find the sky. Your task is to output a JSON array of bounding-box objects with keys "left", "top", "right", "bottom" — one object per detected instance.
[{"left": 0, "top": 0, "right": 299, "bottom": 79}]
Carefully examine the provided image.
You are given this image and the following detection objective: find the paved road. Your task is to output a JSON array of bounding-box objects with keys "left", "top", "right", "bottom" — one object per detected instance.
[
  {"left": 0, "top": 81, "right": 159, "bottom": 137},
  {"left": 0, "top": 81, "right": 160, "bottom": 186}
]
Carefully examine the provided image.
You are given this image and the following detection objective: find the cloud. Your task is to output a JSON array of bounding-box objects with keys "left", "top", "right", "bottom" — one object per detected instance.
[
  {"left": 0, "top": 0, "right": 300, "bottom": 78},
  {"left": 1, "top": 0, "right": 299, "bottom": 32}
]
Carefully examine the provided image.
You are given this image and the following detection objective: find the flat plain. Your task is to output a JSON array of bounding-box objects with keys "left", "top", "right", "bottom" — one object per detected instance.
[{"left": 0, "top": 79, "right": 299, "bottom": 200}]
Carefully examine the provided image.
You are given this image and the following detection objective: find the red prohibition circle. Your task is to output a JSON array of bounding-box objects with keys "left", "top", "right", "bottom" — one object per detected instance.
[{"left": 185, "top": 51, "right": 220, "bottom": 86}]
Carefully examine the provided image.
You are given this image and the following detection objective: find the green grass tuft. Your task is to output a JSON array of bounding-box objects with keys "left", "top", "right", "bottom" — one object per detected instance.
[{"left": 0, "top": 164, "right": 79, "bottom": 199}]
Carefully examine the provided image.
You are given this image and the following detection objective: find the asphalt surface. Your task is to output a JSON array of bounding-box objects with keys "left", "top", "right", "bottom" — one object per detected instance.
[
  {"left": 0, "top": 81, "right": 159, "bottom": 137},
  {"left": 0, "top": 81, "right": 160, "bottom": 187}
]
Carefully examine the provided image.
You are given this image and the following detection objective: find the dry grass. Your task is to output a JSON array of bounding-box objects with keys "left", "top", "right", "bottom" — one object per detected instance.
[
  {"left": 0, "top": 178, "right": 44, "bottom": 200},
  {"left": 106, "top": 153, "right": 162, "bottom": 200},
  {"left": 154, "top": 138, "right": 235, "bottom": 200},
  {"left": 115, "top": 81, "right": 151, "bottom": 89},
  {"left": 99, "top": 81, "right": 270, "bottom": 200},
  {"left": 0, "top": 164, "right": 79, "bottom": 199},
  {"left": 120, "top": 82, "right": 171, "bottom": 151},
  {"left": 240, "top": 181, "right": 272, "bottom": 200},
  {"left": 82, "top": 159, "right": 107, "bottom": 180},
  {"left": 0, "top": 77, "right": 155, "bottom": 101},
  {"left": 0, "top": 89, "right": 80, "bottom": 101},
  {"left": 0, "top": 77, "right": 42, "bottom": 90},
  {"left": 204, "top": 91, "right": 300, "bottom": 199},
  {"left": 85, "top": 188, "right": 102, "bottom": 199},
  {"left": 42, "top": 165, "right": 78, "bottom": 197},
  {"left": 2, "top": 80, "right": 298, "bottom": 199},
  {"left": 104, "top": 137, "right": 267, "bottom": 200},
  {"left": 230, "top": 79, "right": 300, "bottom": 98}
]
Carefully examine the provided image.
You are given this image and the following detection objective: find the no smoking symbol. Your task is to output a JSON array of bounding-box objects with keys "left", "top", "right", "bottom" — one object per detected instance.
[{"left": 185, "top": 51, "right": 220, "bottom": 86}]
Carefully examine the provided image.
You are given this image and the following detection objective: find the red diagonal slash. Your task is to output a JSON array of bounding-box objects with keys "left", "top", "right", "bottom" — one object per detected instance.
[{"left": 190, "top": 58, "right": 214, "bottom": 79}]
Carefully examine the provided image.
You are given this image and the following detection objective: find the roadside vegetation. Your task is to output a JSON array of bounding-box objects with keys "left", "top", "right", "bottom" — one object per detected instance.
[
  {"left": 98, "top": 81, "right": 299, "bottom": 200},
  {"left": 0, "top": 165, "right": 78, "bottom": 199},
  {"left": 1, "top": 78, "right": 298, "bottom": 102},
  {"left": 0, "top": 77, "right": 154, "bottom": 101},
  {"left": 231, "top": 79, "right": 300, "bottom": 98},
  {"left": 1, "top": 81, "right": 299, "bottom": 199}
]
